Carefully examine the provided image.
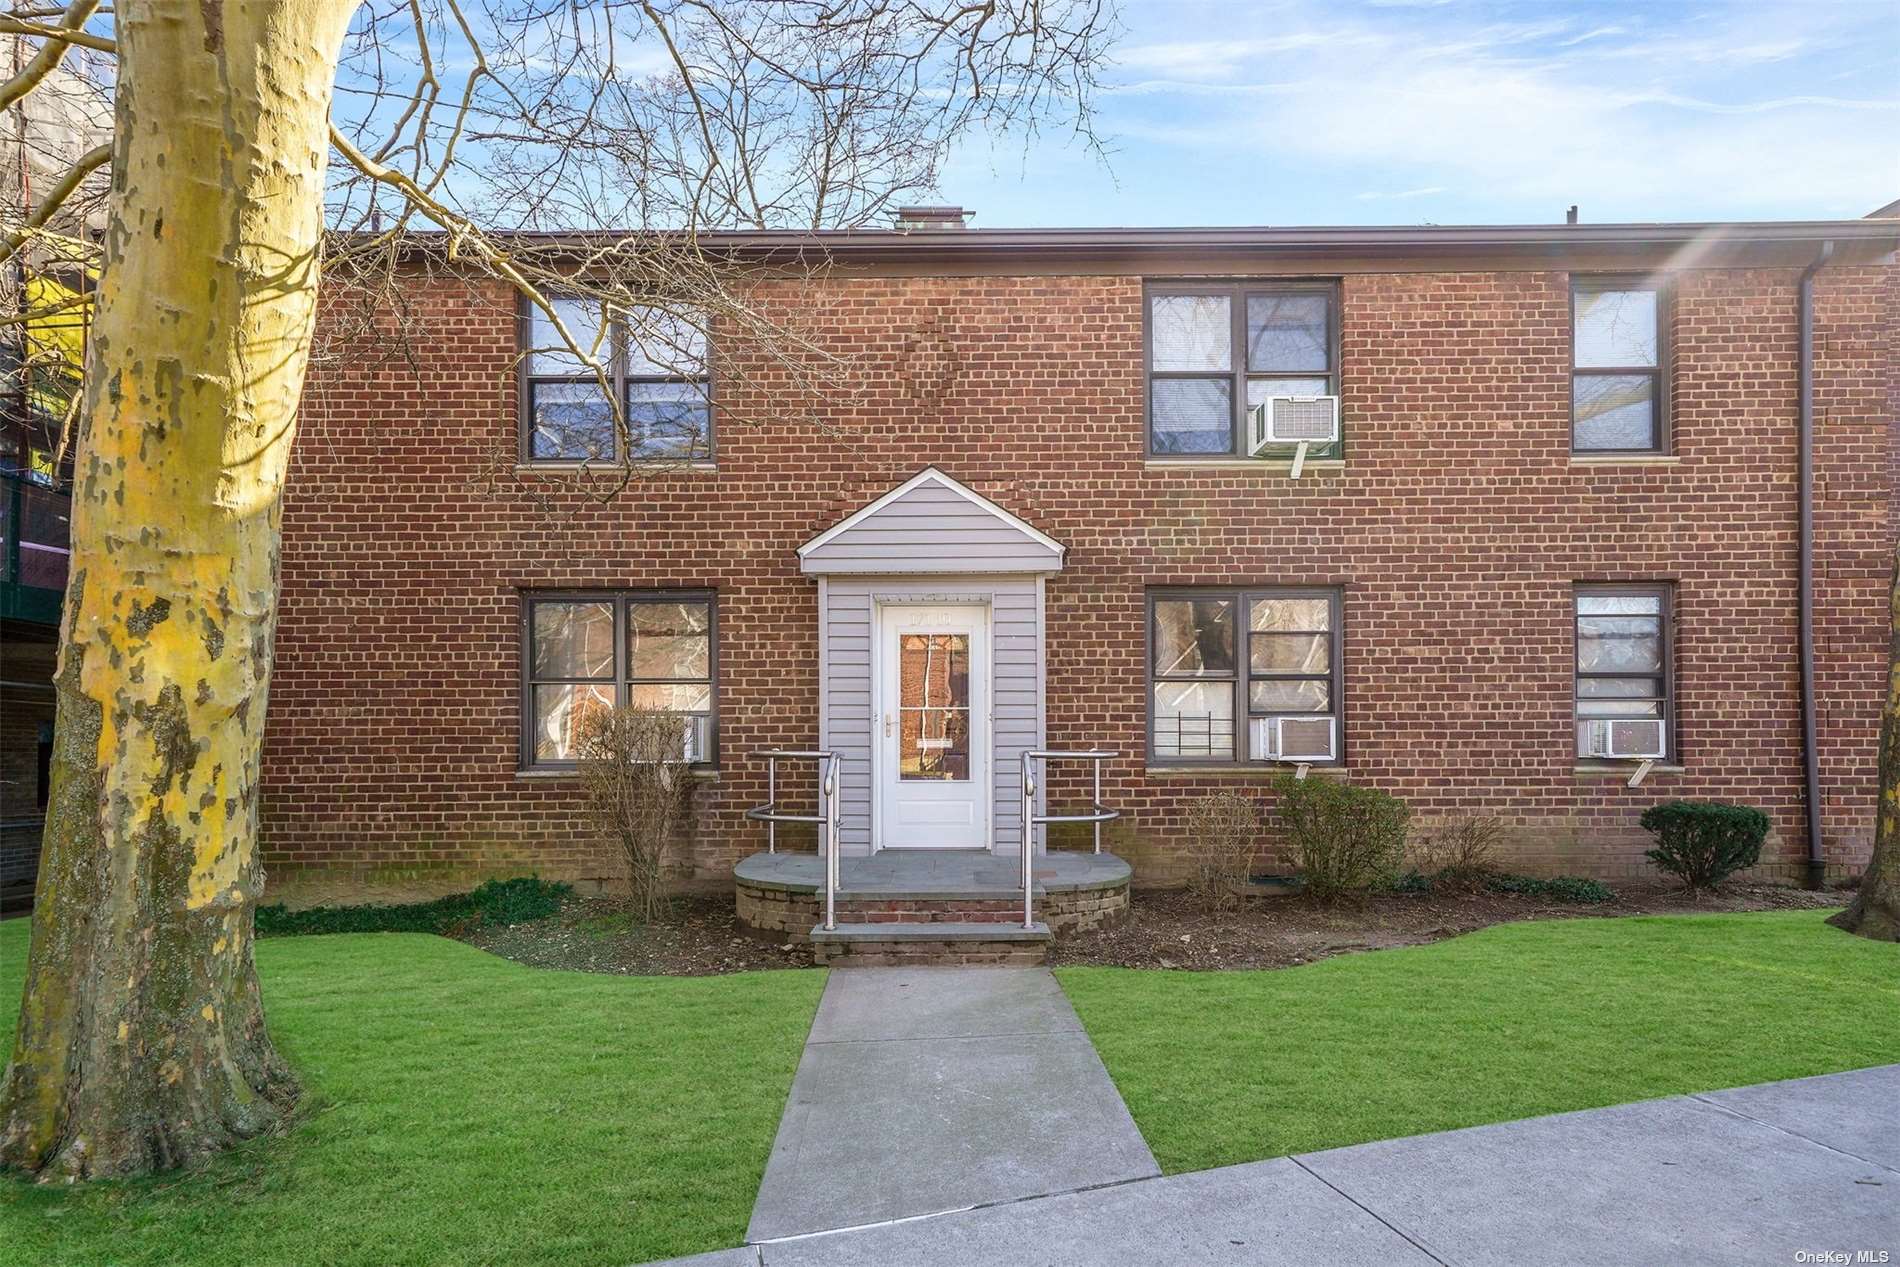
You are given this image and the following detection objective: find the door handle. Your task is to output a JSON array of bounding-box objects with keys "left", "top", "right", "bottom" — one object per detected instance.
[{"left": 884, "top": 712, "right": 893, "bottom": 738}]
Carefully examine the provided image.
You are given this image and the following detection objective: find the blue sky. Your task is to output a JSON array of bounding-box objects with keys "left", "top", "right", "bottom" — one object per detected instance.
[{"left": 939, "top": 0, "right": 1900, "bottom": 227}]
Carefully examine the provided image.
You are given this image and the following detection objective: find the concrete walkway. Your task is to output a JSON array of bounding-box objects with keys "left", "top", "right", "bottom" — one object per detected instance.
[
  {"left": 743, "top": 967, "right": 1159, "bottom": 1242},
  {"left": 675, "top": 1062, "right": 1899, "bottom": 1266}
]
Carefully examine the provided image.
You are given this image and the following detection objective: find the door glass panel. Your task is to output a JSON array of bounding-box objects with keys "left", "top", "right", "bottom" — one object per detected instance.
[{"left": 898, "top": 633, "right": 971, "bottom": 781}]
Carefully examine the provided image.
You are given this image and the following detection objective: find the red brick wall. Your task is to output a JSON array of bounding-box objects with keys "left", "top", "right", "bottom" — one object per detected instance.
[{"left": 267, "top": 261, "right": 1896, "bottom": 901}]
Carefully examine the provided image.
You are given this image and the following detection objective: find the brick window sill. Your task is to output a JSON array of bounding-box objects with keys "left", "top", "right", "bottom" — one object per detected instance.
[
  {"left": 1144, "top": 458, "right": 1345, "bottom": 474},
  {"left": 515, "top": 767, "right": 721, "bottom": 782},
  {"left": 1145, "top": 764, "right": 1348, "bottom": 780},
  {"left": 1568, "top": 454, "right": 1680, "bottom": 467},
  {"left": 512, "top": 460, "right": 718, "bottom": 476},
  {"left": 1573, "top": 762, "right": 1685, "bottom": 779}
]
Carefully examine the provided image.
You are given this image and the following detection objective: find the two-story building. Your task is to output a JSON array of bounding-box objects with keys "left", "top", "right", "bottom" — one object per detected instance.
[{"left": 263, "top": 212, "right": 1899, "bottom": 918}]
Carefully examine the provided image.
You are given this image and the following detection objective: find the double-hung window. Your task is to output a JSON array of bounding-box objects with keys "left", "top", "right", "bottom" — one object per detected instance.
[
  {"left": 1574, "top": 585, "right": 1672, "bottom": 761},
  {"left": 522, "top": 592, "right": 716, "bottom": 769},
  {"left": 1146, "top": 281, "right": 1339, "bottom": 459},
  {"left": 520, "top": 296, "right": 711, "bottom": 463},
  {"left": 1571, "top": 278, "right": 1667, "bottom": 453},
  {"left": 1148, "top": 588, "right": 1342, "bottom": 765}
]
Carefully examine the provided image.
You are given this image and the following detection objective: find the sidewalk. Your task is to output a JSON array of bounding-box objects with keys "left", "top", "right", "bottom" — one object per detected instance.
[
  {"left": 679, "top": 1059, "right": 1899, "bottom": 1265},
  {"left": 742, "top": 967, "right": 1159, "bottom": 1241}
]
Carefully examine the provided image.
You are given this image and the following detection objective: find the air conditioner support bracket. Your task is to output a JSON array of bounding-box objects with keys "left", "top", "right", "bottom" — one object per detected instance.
[
  {"left": 1294, "top": 763, "right": 1311, "bottom": 781},
  {"left": 1289, "top": 441, "right": 1310, "bottom": 480},
  {"left": 1627, "top": 759, "right": 1655, "bottom": 789}
]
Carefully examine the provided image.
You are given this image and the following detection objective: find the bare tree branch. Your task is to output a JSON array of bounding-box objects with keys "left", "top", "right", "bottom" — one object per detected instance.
[
  {"left": 0, "top": 0, "right": 103, "bottom": 112},
  {"left": 0, "top": 139, "right": 108, "bottom": 264}
]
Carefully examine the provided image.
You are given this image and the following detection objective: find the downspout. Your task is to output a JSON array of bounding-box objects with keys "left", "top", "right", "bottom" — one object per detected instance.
[{"left": 1798, "top": 239, "right": 1835, "bottom": 890}]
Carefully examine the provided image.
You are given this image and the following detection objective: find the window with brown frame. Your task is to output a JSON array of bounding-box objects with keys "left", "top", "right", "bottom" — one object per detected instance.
[
  {"left": 521, "top": 592, "right": 716, "bottom": 769},
  {"left": 519, "top": 296, "right": 711, "bottom": 463},
  {"left": 1145, "top": 281, "right": 1340, "bottom": 459},
  {"left": 1571, "top": 278, "right": 1667, "bottom": 453},
  {"left": 1147, "top": 587, "right": 1342, "bottom": 766},
  {"left": 1574, "top": 584, "right": 1673, "bottom": 761}
]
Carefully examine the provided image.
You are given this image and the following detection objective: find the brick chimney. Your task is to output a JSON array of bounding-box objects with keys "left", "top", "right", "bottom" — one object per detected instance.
[{"left": 894, "top": 205, "right": 972, "bottom": 230}]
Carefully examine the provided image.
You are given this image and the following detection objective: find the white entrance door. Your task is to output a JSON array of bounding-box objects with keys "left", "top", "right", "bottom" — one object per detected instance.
[{"left": 877, "top": 604, "right": 989, "bottom": 849}]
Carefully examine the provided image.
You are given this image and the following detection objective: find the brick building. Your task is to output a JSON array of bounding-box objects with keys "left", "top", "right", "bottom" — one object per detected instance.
[{"left": 264, "top": 215, "right": 1899, "bottom": 906}]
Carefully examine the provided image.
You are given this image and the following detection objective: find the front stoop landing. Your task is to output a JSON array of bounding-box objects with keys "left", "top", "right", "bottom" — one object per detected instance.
[{"left": 734, "top": 849, "right": 1130, "bottom": 965}]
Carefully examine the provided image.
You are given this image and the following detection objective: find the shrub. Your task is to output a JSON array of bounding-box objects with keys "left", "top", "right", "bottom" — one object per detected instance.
[
  {"left": 1270, "top": 775, "right": 1410, "bottom": 902},
  {"left": 1484, "top": 874, "right": 1615, "bottom": 905},
  {"left": 1408, "top": 815, "right": 1504, "bottom": 891},
  {"left": 256, "top": 876, "right": 571, "bottom": 936},
  {"left": 576, "top": 705, "right": 695, "bottom": 922},
  {"left": 1640, "top": 800, "right": 1770, "bottom": 892},
  {"left": 1185, "top": 791, "right": 1261, "bottom": 914}
]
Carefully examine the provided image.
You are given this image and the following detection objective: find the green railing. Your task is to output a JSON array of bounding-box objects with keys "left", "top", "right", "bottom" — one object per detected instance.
[{"left": 1, "top": 472, "right": 70, "bottom": 624}]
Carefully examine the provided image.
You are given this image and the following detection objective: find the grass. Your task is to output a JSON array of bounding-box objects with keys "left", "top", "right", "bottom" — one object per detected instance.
[
  {"left": 1058, "top": 909, "right": 1899, "bottom": 1175},
  {"left": 0, "top": 919, "right": 825, "bottom": 1267}
]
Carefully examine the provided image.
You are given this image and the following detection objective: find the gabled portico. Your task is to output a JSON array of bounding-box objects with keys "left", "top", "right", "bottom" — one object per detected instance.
[
  {"left": 735, "top": 468, "right": 1130, "bottom": 963},
  {"left": 797, "top": 467, "right": 1065, "bottom": 859}
]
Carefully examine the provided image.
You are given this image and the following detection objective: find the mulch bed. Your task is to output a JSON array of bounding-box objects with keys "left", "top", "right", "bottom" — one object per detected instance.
[
  {"left": 460, "top": 895, "right": 815, "bottom": 975},
  {"left": 1045, "top": 882, "right": 1844, "bottom": 971},
  {"left": 458, "top": 881, "right": 1847, "bottom": 977}
]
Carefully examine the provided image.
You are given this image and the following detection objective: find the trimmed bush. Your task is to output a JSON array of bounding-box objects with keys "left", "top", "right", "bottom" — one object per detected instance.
[
  {"left": 1484, "top": 874, "right": 1615, "bottom": 905},
  {"left": 1270, "top": 775, "right": 1410, "bottom": 902},
  {"left": 256, "top": 876, "right": 571, "bottom": 937},
  {"left": 1640, "top": 800, "right": 1770, "bottom": 892}
]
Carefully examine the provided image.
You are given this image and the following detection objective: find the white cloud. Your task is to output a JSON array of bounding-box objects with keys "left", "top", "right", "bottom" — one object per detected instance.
[{"left": 1095, "top": 0, "right": 1899, "bottom": 218}]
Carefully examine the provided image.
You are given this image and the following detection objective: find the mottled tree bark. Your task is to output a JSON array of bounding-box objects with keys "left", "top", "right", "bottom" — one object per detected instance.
[
  {"left": 1830, "top": 542, "right": 1900, "bottom": 940},
  {"left": 0, "top": 0, "right": 359, "bottom": 1178}
]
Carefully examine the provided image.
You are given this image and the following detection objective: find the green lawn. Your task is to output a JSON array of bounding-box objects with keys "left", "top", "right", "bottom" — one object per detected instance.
[
  {"left": 0, "top": 919, "right": 825, "bottom": 1267},
  {"left": 1059, "top": 909, "right": 1900, "bottom": 1175}
]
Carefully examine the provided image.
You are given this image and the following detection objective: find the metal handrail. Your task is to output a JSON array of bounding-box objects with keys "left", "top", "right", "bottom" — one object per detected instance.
[
  {"left": 744, "top": 749, "right": 842, "bottom": 930},
  {"left": 1018, "top": 749, "right": 1120, "bottom": 931}
]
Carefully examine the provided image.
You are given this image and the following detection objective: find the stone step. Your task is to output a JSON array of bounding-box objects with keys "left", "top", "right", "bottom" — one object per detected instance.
[
  {"left": 810, "top": 921, "right": 1052, "bottom": 967},
  {"left": 833, "top": 900, "right": 1025, "bottom": 924}
]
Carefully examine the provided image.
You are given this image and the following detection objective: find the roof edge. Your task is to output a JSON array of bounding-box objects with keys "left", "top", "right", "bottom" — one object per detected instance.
[{"left": 365, "top": 219, "right": 1900, "bottom": 262}]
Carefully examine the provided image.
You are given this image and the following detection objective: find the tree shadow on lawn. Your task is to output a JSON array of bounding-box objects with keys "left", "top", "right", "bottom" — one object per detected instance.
[{"left": 0, "top": 923, "right": 826, "bottom": 1267}]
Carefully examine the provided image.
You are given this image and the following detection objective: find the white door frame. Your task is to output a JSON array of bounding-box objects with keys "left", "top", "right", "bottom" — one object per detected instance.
[{"left": 870, "top": 599, "right": 994, "bottom": 851}]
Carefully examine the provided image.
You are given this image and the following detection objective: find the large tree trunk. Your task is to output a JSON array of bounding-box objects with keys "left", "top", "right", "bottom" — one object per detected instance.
[
  {"left": 1829, "top": 540, "right": 1900, "bottom": 940},
  {"left": 0, "top": 0, "right": 358, "bottom": 1178}
]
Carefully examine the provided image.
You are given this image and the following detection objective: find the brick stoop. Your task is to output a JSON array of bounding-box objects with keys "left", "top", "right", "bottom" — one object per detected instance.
[
  {"left": 833, "top": 898, "right": 1025, "bottom": 924},
  {"left": 733, "top": 850, "right": 1133, "bottom": 946},
  {"left": 810, "top": 921, "right": 1053, "bottom": 967}
]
